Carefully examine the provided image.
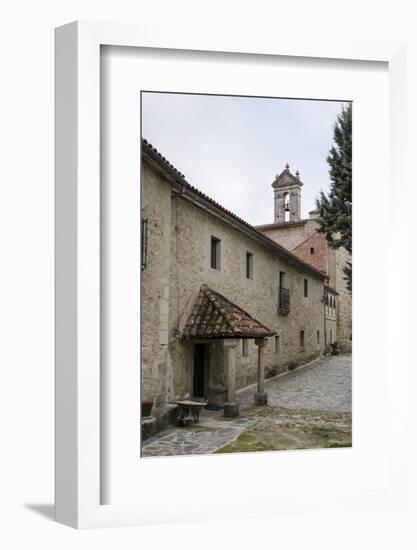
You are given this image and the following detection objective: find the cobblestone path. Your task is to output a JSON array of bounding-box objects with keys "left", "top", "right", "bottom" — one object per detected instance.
[
  {"left": 142, "top": 353, "right": 351, "bottom": 457},
  {"left": 238, "top": 353, "right": 351, "bottom": 413}
]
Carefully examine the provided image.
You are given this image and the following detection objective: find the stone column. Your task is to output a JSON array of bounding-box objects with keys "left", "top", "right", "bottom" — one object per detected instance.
[
  {"left": 254, "top": 337, "right": 268, "bottom": 405},
  {"left": 223, "top": 339, "right": 240, "bottom": 418}
]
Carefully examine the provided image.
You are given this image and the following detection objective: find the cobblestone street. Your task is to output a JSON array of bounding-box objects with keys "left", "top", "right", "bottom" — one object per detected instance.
[
  {"left": 238, "top": 353, "right": 351, "bottom": 413},
  {"left": 142, "top": 353, "right": 352, "bottom": 457}
]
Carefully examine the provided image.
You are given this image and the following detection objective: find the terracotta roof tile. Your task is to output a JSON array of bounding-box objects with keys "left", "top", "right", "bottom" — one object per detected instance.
[{"left": 178, "top": 285, "right": 275, "bottom": 340}]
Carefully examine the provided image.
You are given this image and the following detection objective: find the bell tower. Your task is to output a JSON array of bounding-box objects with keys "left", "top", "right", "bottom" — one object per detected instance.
[{"left": 272, "top": 164, "right": 303, "bottom": 223}]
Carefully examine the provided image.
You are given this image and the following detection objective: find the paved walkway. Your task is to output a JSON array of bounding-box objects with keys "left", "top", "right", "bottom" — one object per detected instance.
[
  {"left": 238, "top": 353, "right": 351, "bottom": 413},
  {"left": 142, "top": 353, "right": 351, "bottom": 457}
]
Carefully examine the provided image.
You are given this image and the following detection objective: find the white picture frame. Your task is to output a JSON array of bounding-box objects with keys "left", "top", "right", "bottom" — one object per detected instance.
[{"left": 55, "top": 21, "right": 407, "bottom": 529}]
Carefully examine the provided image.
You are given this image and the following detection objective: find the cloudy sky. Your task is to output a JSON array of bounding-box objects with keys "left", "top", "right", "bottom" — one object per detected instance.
[{"left": 141, "top": 92, "right": 347, "bottom": 226}]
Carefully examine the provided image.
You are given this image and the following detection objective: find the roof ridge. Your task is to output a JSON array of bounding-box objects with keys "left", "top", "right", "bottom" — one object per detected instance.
[
  {"left": 292, "top": 232, "right": 318, "bottom": 252},
  {"left": 142, "top": 139, "right": 325, "bottom": 280}
]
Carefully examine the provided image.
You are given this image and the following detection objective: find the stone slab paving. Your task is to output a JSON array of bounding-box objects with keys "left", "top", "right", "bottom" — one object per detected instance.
[
  {"left": 142, "top": 414, "right": 255, "bottom": 457},
  {"left": 142, "top": 353, "right": 351, "bottom": 457}
]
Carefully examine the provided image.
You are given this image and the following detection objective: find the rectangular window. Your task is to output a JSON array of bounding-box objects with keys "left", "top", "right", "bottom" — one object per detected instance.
[
  {"left": 246, "top": 252, "right": 253, "bottom": 279},
  {"left": 278, "top": 271, "right": 290, "bottom": 312},
  {"left": 310, "top": 247, "right": 315, "bottom": 254},
  {"left": 210, "top": 236, "right": 221, "bottom": 270},
  {"left": 274, "top": 335, "right": 280, "bottom": 353},
  {"left": 141, "top": 218, "right": 148, "bottom": 271},
  {"left": 242, "top": 339, "right": 249, "bottom": 357},
  {"left": 317, "top": 330, "right": 320, "bottom": 344},
  {"left": 304, "top": 278, "right": 308, "bottom": 297},
  {"left": 300, "top": 330, "right": 305, "bottom": 348}
]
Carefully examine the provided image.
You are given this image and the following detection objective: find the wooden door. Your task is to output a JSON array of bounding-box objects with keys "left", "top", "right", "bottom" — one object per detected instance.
[{"left": 193, "top": 344, "right": 205, "bottom": 398}]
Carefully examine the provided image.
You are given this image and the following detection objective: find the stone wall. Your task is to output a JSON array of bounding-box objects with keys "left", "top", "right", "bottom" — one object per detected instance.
[
  {"left": 292, "top": 232, "right": 328, "bottom": 275},
  {"left": 260, "top": 218, "right": 351, "bottom": 352},
  {"left": 167, "top": 189, "right": 326, "bottom": 400},
  {"left": 141, "top": 163, "right": 174, "bottom": 406},
  {"left": 257, "top": 220, "right": 314, "bottom": 251},
  {"left": 335, "top": 246, "right": 352, "bottom": 352}
]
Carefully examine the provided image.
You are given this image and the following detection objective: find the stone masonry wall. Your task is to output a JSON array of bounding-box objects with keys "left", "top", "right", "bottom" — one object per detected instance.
[
  {"left": 141, "top": 163, "right": 175, "bottom": 406},
  {"left": 335, "top": 246, "right": 352, "bottom": 352},
  {"left": 258, "top": 220, "right": 313, "bottom": 251},
  {"left": 261, "top": 219, "right": 350, "bottom": 352},
  {"left": 292, "top": 232, "right": 328, "bottom": 275},
  {"left": 168, "top": 192, "right": 326, "bottom": 400}
]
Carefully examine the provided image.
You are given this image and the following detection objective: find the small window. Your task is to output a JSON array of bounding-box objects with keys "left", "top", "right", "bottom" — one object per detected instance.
[
  {"left": 242, "top": 339, "right": 249, "bottom": 357},
  {"left": 246, "top": 252, "right": 254, "bottom": 279},
  {"left": 210, "top": 236, "right": 221, "bottom": 270},
  {"left": 317, "top": 330, "right": 320, "bottom": 344},
  {"left": 274, "top": 335, "right": 280, "bottom": 354},
  {"left": 304, "top": 278, "right": 308, "bottom": 298},
  {"left": 310, "top": 247, "right": 315, "bottom": 254},
  {"left": 300, "top": 330, "right": 305, "bottom": 348}
]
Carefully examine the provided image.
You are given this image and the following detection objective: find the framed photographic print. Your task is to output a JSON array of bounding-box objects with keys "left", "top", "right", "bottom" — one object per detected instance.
[{"left": 55, "top": 21, "right": 408, "bottom": 528}]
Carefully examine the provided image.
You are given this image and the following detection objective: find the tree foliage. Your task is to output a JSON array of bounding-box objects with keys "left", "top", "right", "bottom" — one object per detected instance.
[{"left": 316, "top": 104, "right": 352, "bottom": 293}]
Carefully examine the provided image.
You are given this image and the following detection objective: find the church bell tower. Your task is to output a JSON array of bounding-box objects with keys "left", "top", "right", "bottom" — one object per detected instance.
[{"left": 272, "top": 164, "right": 303, "bottom": 223}]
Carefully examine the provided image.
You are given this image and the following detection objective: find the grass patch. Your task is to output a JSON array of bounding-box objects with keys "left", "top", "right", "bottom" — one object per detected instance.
[{"left": 214, "top": 407, "right": 352, "bottom": 454}]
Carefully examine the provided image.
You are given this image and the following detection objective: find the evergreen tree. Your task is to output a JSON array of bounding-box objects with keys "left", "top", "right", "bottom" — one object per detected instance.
[{"left": 316, "top": 104, "right": 352, "bottom": 293}]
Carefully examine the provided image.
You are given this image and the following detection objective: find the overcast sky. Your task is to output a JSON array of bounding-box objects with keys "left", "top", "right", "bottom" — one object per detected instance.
[{"left": 141, "top": 92, "right": 347, "bottom": 226}]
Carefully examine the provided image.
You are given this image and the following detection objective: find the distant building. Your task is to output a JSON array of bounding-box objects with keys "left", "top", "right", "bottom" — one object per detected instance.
[{"left": 255, "top": 165, "right": 352, "bottom": 352}]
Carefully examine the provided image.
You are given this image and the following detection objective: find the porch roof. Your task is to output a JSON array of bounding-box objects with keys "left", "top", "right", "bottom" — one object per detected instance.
[{"left": 178, "top": 284, "right": 276, "bottom": 340}]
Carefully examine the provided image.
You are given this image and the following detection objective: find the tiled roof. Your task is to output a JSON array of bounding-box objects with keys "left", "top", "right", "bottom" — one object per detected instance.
[
  {"left": 142, "top": 139, "right": 326, "bottom": 280},
  {"left": 178, "top": 285, "right": 276, "bottom": 340}
]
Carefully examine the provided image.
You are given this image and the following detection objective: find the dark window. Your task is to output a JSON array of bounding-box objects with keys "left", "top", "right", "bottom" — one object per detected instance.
[
  {"left": 141, "top": 218, "right": 148, "bottom": 271},
  {"left": 300, "top": 330, "right": 305, "bottom": 348},
  {"left": 317, "top": 330, "right": 320, "bottom": 344},
  {"left": 304, "top": 278, "right": 308, "bottom": 297},
  {"left": 210, "top": 236, "right": 221, "bottom": 270},
  {"left": 278, "top": 271, "right": 290, "bottom": 313},
  {"left": 242, "top": 339, "right": 249, "bottom": 357},
  {"left": 310, "top": 247, "right": 315, "bottom": 254},
  {"left": 246, "top": 252, "right": 253, "bottom": 279},
  {"left": 275, "top": 335, "right": 280, "bottom": 353}
]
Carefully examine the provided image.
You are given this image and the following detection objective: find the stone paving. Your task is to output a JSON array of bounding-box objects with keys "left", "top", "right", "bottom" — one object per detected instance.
[
  {"left": 238, "top": 353, "right": 351, "bottom": 413},
  {"left": 142, "top": 353, "right": 351, "bottom": 457},
  {"left": 142, "top": 414, "right": 256, "bottom": 457}
]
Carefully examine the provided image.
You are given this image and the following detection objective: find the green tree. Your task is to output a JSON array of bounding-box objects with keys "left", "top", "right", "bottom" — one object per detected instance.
[{"left": 316, "top": 104, "right": 352, "bottom": 293}]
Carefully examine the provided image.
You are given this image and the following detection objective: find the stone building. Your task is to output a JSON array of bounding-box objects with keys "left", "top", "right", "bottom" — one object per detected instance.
[
  {"left": 255, "top": 165, "right": 352, "bottom": 352},
  {"left": 141, "top": 140, "right": 344, "bottom": 427}
]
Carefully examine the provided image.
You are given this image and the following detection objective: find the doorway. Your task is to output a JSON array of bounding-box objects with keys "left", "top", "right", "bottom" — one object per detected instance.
[{"left": 193, "top": 344, "right": 206, "bottom": 398}]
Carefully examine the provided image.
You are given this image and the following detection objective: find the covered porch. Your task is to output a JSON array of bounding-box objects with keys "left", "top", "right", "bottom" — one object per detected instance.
[{"left": 178, "top": 284, "right": 276, "bottom": 417}]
